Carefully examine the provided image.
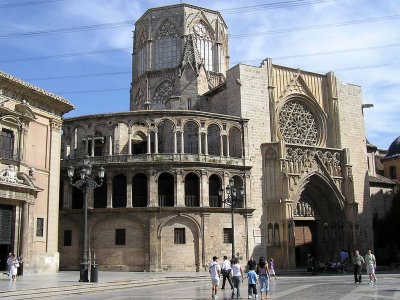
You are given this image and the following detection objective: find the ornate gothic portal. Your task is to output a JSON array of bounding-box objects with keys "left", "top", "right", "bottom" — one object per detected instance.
[
  {"left": 293, "top": 175, "right": 345, "bottom": 266},
  {"left": 263, "top": 142, "right": 357, "bottom": 268}
]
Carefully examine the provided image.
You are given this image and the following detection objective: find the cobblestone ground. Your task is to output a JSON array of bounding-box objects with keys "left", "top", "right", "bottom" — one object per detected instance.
[{"left": 58, "top": 273, "right": 400, "bottom": 300}]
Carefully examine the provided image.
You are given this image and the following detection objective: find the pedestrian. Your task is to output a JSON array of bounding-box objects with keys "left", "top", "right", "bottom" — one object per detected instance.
[
  {"left": 209, "top": 256, "right": 221, "bottom": 299},
  {"left": 339, "top": 249, "right": 349, "bottom": 273},
  {"left": 245, "top": 264, "right": 259, "bottom": 299},
  {"left": 221, "top": 255, "right": 233, "bottom": 290},
  {"left": 352, "top": 250, "right": 364, "bottom": 284},
  {"left": 9, "top": 253, "right": 19, "bottom": 281},
  {"left": 6, "top": 253, "right": 12, "bottom": 278},
  {"left": 268, "top": 258, "right": 277, "bottom": 279},
  {"left": 247, "top": 256, "right": 257, "bottom": 272},
  {"left": 257, "top": 257, "right": 270, "bottom": 300},
  {"left": 364, "top": 249, "right": 377, "bottom": 284},
  {"left": 231, "top": 258, "right": 244, "bottom": 299}
]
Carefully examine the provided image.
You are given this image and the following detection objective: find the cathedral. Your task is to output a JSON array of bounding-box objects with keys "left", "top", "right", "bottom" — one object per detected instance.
[{"left": 59, "top": 3, "right": 372, "bottom": 270}]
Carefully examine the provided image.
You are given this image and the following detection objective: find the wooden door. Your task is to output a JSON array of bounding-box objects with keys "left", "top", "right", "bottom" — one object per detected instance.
[{"left": 294, "top": 221, "right": 317, "bottom": 266}]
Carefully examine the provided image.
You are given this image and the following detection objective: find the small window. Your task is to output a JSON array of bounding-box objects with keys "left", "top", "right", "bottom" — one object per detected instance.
[
  {"left": 174, "top": 228, "right": 186, "bottom": 244},
  {"left": 389, "top": 166, "right": 397, "bottom": 179},
  {"left": 64, "top": 230, "right": 72, "bottom": 246},
  {"left": 223, "top": 228, "right": 232, "bottom": 243},
  {"left": 115, "top": 229, "right": 126, "bottom": 245},
  {"left": 36, "top": 218, "right": 44, "bottom": 237}
]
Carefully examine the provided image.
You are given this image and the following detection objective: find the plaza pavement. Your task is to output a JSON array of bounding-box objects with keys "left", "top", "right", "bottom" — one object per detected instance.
[{"left": 0, "top": 269, "right": 400, "bottom": 299}]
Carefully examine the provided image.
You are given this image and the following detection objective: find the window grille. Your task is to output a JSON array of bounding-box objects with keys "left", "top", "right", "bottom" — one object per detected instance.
[
  {"left": 223, "top": 228, "right": 232, "bottom": 243},
  {"left": 0, "top": 129, "right": 14, "bottom": 159},
  {"left": 174, "top": 228, "right": 186, "bottom": 244}
]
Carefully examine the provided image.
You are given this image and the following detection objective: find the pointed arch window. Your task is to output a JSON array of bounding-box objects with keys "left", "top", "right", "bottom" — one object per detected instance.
[
  {"left": 152, "top": 81, "right": 174, "bottom": 109},
  {"left": 153, "top": 19, "right": 180, "bottom": 70},
  {"left": 136, "top": 28, "right": 148, "bottom": 77},
  {"left": 192, "top": 22, "right": 213, "bottom": 71}
]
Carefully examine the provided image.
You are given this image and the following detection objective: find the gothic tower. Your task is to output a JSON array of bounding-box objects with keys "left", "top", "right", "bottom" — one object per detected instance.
[{"left": 130, "top": 4, "right": 229, "bottom": 111}]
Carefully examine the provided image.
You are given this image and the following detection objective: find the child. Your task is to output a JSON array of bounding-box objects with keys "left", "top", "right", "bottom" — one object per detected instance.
[
  {"left": 244, "top": 265, "right": 259, "bottom": 299},
  {"left": 269, "top": 258, "right": 277, "bottom": 279}
]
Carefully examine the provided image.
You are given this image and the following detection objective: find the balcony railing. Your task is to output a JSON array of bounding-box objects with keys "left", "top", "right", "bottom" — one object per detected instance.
[
  {"left": 185, "top": 195, "right": 199, "bottom": 207},
  {"left": 209, "top": 196, "right": 221, "bottom": 207},
  {"left": 62, "top": 153, "right": 245, "bottom": 166},
  {"left": 158, "top": 195, "right": 174, "bottom": 207}
]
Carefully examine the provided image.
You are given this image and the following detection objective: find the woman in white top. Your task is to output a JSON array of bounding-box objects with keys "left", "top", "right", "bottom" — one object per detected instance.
[
  {"left": 231, "top": 258, "right": 244, "bottom": 299},
  {"left": 364, "top": 249, "right": 377, "bottom": 284},
  {"left": 9, "top": 253, "right": 19, "bottom": 281}
]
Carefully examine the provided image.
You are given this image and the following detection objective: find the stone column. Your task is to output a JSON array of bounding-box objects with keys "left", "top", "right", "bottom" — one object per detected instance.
[
  {"left": 91, "top": 137, "right": 95, "bottom": 156},
  {"left": 106, "top": 177, "right": 113, "bottom": 208},
  {"left": 198, "top": 132, "right": 202, "bottom": 155},
  {"left": 47, "top": 120, "right": 63, "bottom": 255},
  {"left": 226, "top": 136, "right": 230, "bottom": 157},
  {"left": 154, "top": 131, "right": 158, "bottom": 154},
  {"left": 128, "top": 131, "right": 132, "bottom": 155},
  {"left": 201, "top": 170, "right": 208, "bottom": 207},
  {"left": 147, "top": 132, "right": 151, "bottom": 154},
  {"left": 173, "top": 132, "right": 177, "bottom": 154},
  {"left": 181, "top": 131, "right": 184, "bottom": 154},
  {"left": 204, "top": 133, "right": 208, "bottom": 155},
  {"left": 20, "top": 202, "right": 32, "bottom": 265},
  {"left": 220, "top": 135, "right": 224, "bottom": 156},
  {"left": 127, "top": 173, "right": 133, "bottom": 208},
  {"left": 108, "top": 135, "right": 113, "bottom": 156},
  {"left": 148, "top": 212, "right": 159, "bottom": 271},
  {"left": 148, "top": 170, "right": 158, "bottom": 207},
  {"left": 176, "top": 171, "right": 184, "bottom": 207}
]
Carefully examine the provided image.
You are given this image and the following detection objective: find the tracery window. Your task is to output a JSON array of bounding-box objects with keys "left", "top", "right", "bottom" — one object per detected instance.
[
  {"left": 153, "top": 19, "right": 180, "bottom": 70},
  {"left": 278, "top": 100, "right": 318, "bottom": 146},
  {"left": 134, "top": 89, "right": 144, "bottom": 110},
  {"left": 136, "top": 28, "right": 147, "bottom": 77},
  {"left": 192, "top": 22, "right": 213, "bottom": 71},
  {"left": 152, "top": 81, "right": 173, "bottom": 109}
]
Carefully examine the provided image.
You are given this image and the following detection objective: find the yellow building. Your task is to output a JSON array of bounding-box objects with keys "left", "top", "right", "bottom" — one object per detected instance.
[{"left": 0, "top": 71, "right": 73, "bottom": 274}]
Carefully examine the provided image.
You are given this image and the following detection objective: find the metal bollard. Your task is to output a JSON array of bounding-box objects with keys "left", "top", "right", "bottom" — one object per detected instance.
[{"left": 90, "top": 263, "right": 98, "bottom": 283}]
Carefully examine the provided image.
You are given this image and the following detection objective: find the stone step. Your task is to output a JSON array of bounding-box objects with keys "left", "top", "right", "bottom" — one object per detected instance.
[{"left": 0, "top": 277, "right": 209, "bottom": 299}]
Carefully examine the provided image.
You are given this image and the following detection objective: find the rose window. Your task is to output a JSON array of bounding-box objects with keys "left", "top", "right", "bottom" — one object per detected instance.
[{"left": 278, "top": 100, "right": 318, "bottom": 145}]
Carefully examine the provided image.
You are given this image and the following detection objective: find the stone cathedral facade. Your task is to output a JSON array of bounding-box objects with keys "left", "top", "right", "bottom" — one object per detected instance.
[{"left": 59, "top": 3, "right": 372, "bottom": 271}]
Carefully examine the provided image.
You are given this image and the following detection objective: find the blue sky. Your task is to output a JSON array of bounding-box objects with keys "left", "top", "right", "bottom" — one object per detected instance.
[{"left": 0, "top": 0, "right": 399, "bottom": 149}]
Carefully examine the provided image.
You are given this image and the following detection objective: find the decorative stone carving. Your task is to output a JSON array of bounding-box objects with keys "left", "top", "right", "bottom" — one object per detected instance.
[
  {"left": 294, "top": 197, "right": 319, "bottom": 217},
  {"left": 279, "top": 100, "right": 318, "bottom": 146},
  {"left": 0, "top": 165, "right": 23, "bottom": 184},
  {"left": 152, "top": 81, "right": 174, "bottom": 109},
  {"left": 285, "top": 146, "right": 343, "bottom": 178},
  {"left": 155, "top": 19, "right": 179, "bottom": 40}
]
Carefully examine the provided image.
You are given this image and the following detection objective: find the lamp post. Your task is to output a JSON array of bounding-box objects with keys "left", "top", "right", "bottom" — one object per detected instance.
[
  {"left": 219, "top": 178, "right": 244, "bottom": 259},
  {"left": 67, "top": 156, "right": 105, "bottom": 282}
]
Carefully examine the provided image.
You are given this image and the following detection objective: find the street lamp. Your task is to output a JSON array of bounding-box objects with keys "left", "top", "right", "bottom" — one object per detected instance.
[
  {"left": 219, "top": 178, "right": 244, "bottom": 259},
  {"left": 67, "top": 156, "right": 105, "bottom": 282}
]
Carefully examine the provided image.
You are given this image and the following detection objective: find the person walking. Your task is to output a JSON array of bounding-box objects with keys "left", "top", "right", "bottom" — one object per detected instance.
[
  {"left": 245, "top": 264, "right": 259, "bottom": 299},
  {"left": 221, "top": 255, "right": 233, "bottom": 290},
  {"left": 268, "top": 258, "right": 277, "bottom": 279},
  {"left": 257, "top": 257, "right": 270, "bottom": 300},
  {"left": 364, "top": 249, "right": 377, "bottom": 284},
  {"left": 231, "top": 258, "right": 244, "bottom": 299},
  {"left": 247, "top": 256, "right": 257, "bottom": 272},
  {"left": 209, "top": 256, "right": 221, "bottom": 299},
  {"left": 9, "top": 253, "right": 19, "bottom": 282},
  {"left": 352, "top": 250, "right": 364, "bottom": 284}
]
